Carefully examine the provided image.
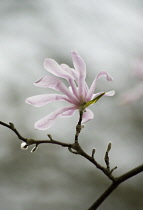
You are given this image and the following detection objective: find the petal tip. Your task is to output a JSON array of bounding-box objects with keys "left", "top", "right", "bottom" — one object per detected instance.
[
  {"left": 34, "top": 78, "right": 42, "bottom": 86},
  {"left": 25, "top": 98, "right": 31, "bottom": 104},
  {"left": 71, "top": 50, "right": 79, "bottom": 56},
  {"left": 34, "top": 122, "right": 43, "bottom": 130},
  {"left": 104, "top": 90, "right": 115, "bottom": 97}
]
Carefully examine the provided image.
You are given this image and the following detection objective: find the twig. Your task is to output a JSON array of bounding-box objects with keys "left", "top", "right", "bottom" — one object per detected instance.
[
  {"left": 0, "top": 121, "right": 27, "bottom": 142},
  {"left": 0, "top": 121, "right": 72, "bottom": 148}
]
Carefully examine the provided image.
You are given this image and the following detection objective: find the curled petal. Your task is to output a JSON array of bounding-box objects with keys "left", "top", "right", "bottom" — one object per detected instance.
[
  {"left": 82, "top": 109, "right": 94, "bottom": 124},
  {"left": 26, "top": 94, "right": 70, "bottom": 107},
  {"left": 44, "top": 58, "right": 73, "bottom": 80},
  {"left": 34, "top": 75, "right": 79, "bottom": 105},
  {"left": 71, "top": 51, "right": 87, "bottom": 99},
  {"left": 86, "top": 71, "right": 113, "bottom": 101},
  {"left": 34, "top": 106, "right": 77, "bottom": 130},
  {"left": 96, "top": 71, "right": 113, "bottom": 81}
]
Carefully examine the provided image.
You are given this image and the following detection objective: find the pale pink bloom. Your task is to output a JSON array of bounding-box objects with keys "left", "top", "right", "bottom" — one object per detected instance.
[
  {"left": 26, "top": 51, "right": 115, "bottom": 130},
  {"left": 122, "top": 84, "right": 143, "bottom": 104},
  {"left": 122, "top": 57, "right": 143, "bottom": 104},
  {"left": 133, "top": 57, "right": 143, "bottom": 79}
]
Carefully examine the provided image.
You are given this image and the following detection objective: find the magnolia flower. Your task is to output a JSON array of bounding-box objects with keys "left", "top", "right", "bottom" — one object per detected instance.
[
  {"left": 133, "top": 57, "right": 143, "bottom": 79},
  {"left": 26, "top": 51, "right": 115, "bottom": 130}
]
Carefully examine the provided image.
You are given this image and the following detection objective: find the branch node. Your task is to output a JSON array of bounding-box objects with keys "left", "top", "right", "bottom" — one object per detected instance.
[{"left": 68, "top": 146, "right": 78, "bottom": 154}]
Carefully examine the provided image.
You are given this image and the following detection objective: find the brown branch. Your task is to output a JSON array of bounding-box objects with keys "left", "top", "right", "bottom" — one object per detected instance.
[
  {"left": 72, "top": 142, "right": 116, "bottom": 181},
  {"left": 88, "top": 164, "right": 143, "bottom": 210}
]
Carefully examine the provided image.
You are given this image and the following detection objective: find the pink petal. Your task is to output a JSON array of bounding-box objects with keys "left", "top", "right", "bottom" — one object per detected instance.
[
  {"left": 133, "top": 57, "right": 143, "bottom": 79},
  {"left": 25, "top": 94, "right": 70, "bottom": 107},
  {"left": 44, "top": 58, "right": 73, "bottom": 81},
  {"left": 86, "top": 71, "right": 113, "bottom": 101},
  {"left": 60, "top": 109, "right": 76, "bottom": 118},
  {"left": 44, "top": 59, "right": 79, "bottom": 100},
  {"left": 34, "top": 106, "right": 77, "bottom": 130},
  {"left": 60, "top": 64, "right": 78, "bottom": 81},
  {"left": 96, "top": 71, "right": 113, "bottom": 81},
  {"left": 34, "top": 75, "right": 79, "bottom": 105},
  {"left": 82, "top": 109, "right": 94, "bottom": 124},
  {"left": 71, "top": 51, "right": 87, "bottom": 99},
  {"left": 92, "top": 90, "right": 115, "bottom": 99},
  {"left": 60, "top": 64, "right": 79, "bottom": 99},
  {"left": 68, "top": 78, "right": 79, "bottom": 99}
]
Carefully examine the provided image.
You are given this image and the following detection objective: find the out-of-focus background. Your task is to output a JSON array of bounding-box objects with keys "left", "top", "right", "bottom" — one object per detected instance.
[{"left": 0, "top": 0, "right": 143, "bottom": 209}]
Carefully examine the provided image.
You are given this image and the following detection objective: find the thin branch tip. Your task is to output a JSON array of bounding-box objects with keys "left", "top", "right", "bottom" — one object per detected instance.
[
  {"left": 47, "top": 134, "right": 53, "bottom": 141},
  {"left": 92, "top": 148, "right": 96, "bottom": 158}
]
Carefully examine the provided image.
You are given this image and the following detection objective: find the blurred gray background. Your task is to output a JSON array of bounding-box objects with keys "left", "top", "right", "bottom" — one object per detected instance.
[{"left": 0, "top": 0, "right": 143, "bottom": 209}]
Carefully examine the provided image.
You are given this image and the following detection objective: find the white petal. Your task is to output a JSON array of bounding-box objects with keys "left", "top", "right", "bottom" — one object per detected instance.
[
  {"left": 104, "top": 90, "right": 115, "bottom": 96},
  {"left": 26, "top": 94, "right": 70, "bottom": 107}
]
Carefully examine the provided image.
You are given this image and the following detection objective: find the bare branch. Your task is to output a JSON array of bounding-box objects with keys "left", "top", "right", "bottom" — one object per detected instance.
[
  {"left": 0, "top": 120, "right": 116, "bottom": 180},
  {"left": 0, "top": 121, "right": 27, "bottom": 142},
  {"left": 1, "top": 119, "right": 143, "bottom": 210}
]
